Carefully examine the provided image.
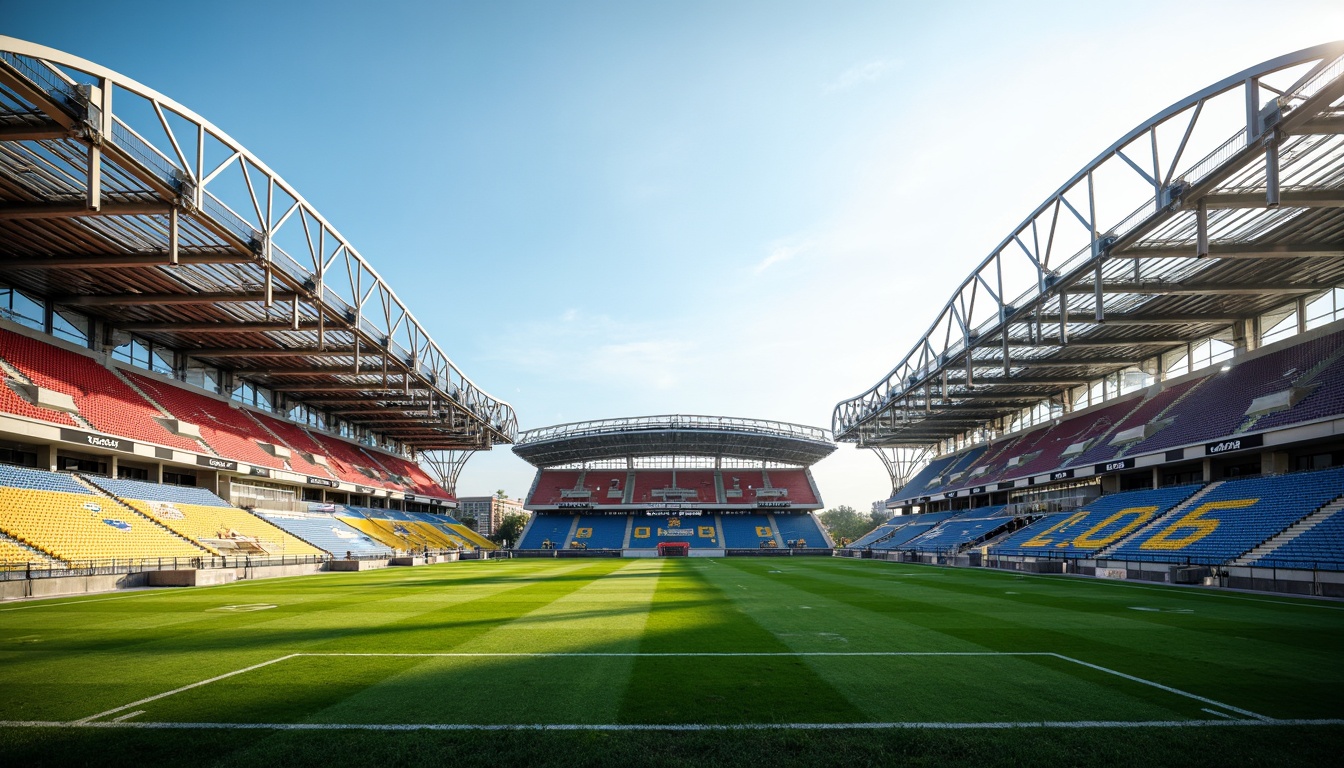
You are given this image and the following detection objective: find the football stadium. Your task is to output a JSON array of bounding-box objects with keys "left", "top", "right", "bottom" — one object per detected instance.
[{"left": 3, "top": 24, "right": 1344, "bottom": 768}]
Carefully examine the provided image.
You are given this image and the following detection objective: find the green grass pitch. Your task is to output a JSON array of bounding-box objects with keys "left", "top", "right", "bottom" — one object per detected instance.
[{"left": 2, "top": 557, "right": 1343, "bottom": 766}]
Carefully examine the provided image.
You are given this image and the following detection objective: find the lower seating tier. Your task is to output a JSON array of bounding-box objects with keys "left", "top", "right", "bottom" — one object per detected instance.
[
  {"left": 254, "top": 512, "right": 394, "bottom": 557},
  {"left": 119, "top": 498, "right": 325, "bottom": 557},
  {"left": 0, "top": 486, "right": 206, "bottom": 564}
]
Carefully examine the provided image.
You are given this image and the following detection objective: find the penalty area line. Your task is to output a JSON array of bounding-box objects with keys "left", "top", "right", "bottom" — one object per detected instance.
[
  {"left": 1050, "top": 653, "right": 1270, "bottom": 722},
  {"left": 3, "top": 719, "right": 1343, "bottom": 732},
  {"left": 72, "top": 654, "right": 301, "bottom": 725}
]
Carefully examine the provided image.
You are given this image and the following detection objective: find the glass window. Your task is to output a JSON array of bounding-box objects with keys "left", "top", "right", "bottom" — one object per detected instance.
[
  {"left": 51, "top": 309, "right": 89, "bottom": 346},
  {"left": 0, "top": 286, "right": 45, "bottom": 331}
]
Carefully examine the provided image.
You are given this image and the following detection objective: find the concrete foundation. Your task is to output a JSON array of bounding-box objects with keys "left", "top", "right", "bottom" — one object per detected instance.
[
  {"left": 0, "top": 571, "right": 151, "bottom": 600},
  {"left": 148, "top": 569, "right": 237, "bottom": 587},
  {"left": 328, "top": 559, "right": 389, "bottom": 571},
  {"left": 389, "top": 556, "right": 425, "bottom": 566}
]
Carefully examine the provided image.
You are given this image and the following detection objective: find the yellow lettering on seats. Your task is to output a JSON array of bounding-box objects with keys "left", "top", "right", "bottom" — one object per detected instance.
[
  {"left": 1071, "top": 506, "right": 1158, "bottom": 549},
  {"left": 756, "top": 526, "right": 772, "bottom": 537},
  {"left": 1140, "top": 498, "right": 1258, "bottom": 550},
  {"left": 633, "top": 526, "right": 650, "bottom": 539},
  {"left": 576, "top": 528, "right": 592, "bottom": 539},
  {"left": 1022, "top": 511, "right": 1088, "bottom": 548},
  {"left": 698, "top": 525, "right": 715, "bottom": 538}
]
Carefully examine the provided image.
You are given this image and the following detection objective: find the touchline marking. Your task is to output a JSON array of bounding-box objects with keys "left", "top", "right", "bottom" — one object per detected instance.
[
  {"left": 74, "top": 654, "right": 301, "bottom": 724},
  {"left": 297, "top": 651, "right": 1054, "bottom": 658},
  {"left": 0, "top": 592, "right": 159, "bottom": 612},
  {"left": 1201, "top": 708, "right": 1237, "bottom": 720},
  {"left": 75, "top": 650, "right": 1270, "bottom": 727},
  {"left": 3, "top": 719, "right": 1342, "bottom": 732},
  {"left": 1049, "top": 653, "right": 1269, "bottom": 721},
  {"left": 111, "top": 711, "right": 145, "bottom": 723},
  {"left": 860, "top": 560, "right": 1344, "bottom": 611}
]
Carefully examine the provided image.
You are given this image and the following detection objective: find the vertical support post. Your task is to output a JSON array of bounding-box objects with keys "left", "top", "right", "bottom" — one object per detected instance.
[
  {"left": 1245, "top": 77, "right": 1261, "bottom": 141},
  {"left": 1093, "top": 263, "right": 1104, "bottom": 323},
  {"left": 1002, "top": 324, "right": 1011, "bottom": 378},
  {"left": 1265, "top": 133, "right": 1280, "bottom": 209},
  {"left": 264, "top": 178, "right": 274, "bottom": 308},
  {"left": 1296, "top": 296, "right": 1308, "bottom": 334},
  {"left": 1058, "top": 291, "right": 1069, "bottom": 346},
  {"left": 86, "top": 143, "right": 102, "bottom": 211},
  {"left": 1196, "top": 198, "right": 1209, "bottom": 258},
  {"left": 168, "top": 206, "right": 179, "bottom": 265}
]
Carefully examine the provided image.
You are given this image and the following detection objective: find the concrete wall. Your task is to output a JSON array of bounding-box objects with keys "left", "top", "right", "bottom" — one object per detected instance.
[{"left": 0, "top": 571, "right": 151, "bottom": 600}]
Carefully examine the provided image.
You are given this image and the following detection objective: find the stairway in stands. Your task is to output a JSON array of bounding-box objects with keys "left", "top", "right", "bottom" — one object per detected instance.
[
  {"left": 1233, "top": 495, "right": 1344, "bottom": 565},
  {"left": 0, "top": 356, "right": 94, "bottom": 431},
  {"left": 1093, "top": 481, "right": 1224, "bottom": 559},
  {"left": 109, "top": 367, "right": 214, "bottom": 454}
]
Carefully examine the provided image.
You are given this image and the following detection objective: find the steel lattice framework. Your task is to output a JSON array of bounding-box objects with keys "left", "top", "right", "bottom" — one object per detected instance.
[
  {"left": 834, "top": 42, "right": 1344, "bottom": 454},
  {"left": 0, "top": 38, "right": 516, "bottom": 454},
  {"left": 513, "top": 415, "right": 836, "bottom": 468}
]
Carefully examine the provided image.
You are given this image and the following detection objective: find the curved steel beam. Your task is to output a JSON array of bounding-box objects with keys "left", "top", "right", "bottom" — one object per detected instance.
[
  {"left": 0, "top": 36, "right": 517, "bottom": 443},
  {"left": 833, "top": 41, "right": 1344, "bottom": 444}
]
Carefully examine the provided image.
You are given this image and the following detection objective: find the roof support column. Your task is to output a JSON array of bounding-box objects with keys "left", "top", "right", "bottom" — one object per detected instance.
[
  {"left": 85, "top": 140, "right": 101, "bottom": 212},
  {"left": 1058, "top": 289, "right": 1069, "bottom": 345},
  {"left": 168, "top": 206, "right": 179, "bottom": 265},
  {"left": 1195, "top": 198, "right": 1209, "bottom": 258},
  {"left": 1265, "top": 132, "right": 1281, "bottom": 208}
]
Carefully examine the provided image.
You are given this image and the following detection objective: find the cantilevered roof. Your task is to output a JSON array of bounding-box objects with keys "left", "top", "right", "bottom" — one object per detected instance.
[
  {"left": 834, "top": 41, "right": 1344, "bottom": 447},
  {"left": 513, "top": 415, "right": 836, "bottom": 468},
  {"left": 0, "top": 37, "right": 515, "bottom": 451}
]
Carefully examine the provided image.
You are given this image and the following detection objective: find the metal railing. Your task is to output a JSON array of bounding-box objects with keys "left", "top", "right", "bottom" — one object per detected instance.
[
  {"left": 0, "top": 553, "right": 331, "bottom": 582},
  {"left": 518, "top": 414, "right": 832, "bottom": 445}
]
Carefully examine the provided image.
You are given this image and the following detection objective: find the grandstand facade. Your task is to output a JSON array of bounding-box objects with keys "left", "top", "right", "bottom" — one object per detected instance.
[
  {"left": 833, "top": 43, "right": 1344, "bottom": 595},
  {"left": 513, "top": 415, "right": 836, "bottom": 555},
  {"left": 0, "top": 39, "right": 509, "bottom": 574}
]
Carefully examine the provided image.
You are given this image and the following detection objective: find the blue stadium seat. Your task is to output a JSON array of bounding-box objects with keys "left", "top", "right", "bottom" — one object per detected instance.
[
  {"left": 991, "top": 486, "right": 1200, "bottom": 558},
  {"left": 0, "top": 464, "right": 90, "bottom": 495},
  {"left": 254, "top": 511, "right": 394, "bottom": 556},
  {"left": 82, "top": 474, "right": 232, "bottom": 507},
  {"left": 719, "top": 514, "right": 777, "bottom": 547},
  {"left": 1109, "top": 467, "right": 1344, "bottom": 565},
  {"left": 773, "top": 513, "right": 827, "bottom": 547},
  {"left": 573, "top": 515, "right": 627, "bottom": 548},
  {"left": 518, "top": 514, "right": 576, "bottom": 548},
  {"left": 898, "top": 506, "right": 1010, "bottom": 552}
]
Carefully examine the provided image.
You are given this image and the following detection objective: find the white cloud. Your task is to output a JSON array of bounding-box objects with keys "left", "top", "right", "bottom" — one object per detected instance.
[
  {"left": 754, "top": 239, "right": 813, "bottom": 275},
  {"left": 825, "top": 59, "right": 898, "bottom": 93},
  {"left": 482, "top": 309, "right": 700, "bottom": 393}
]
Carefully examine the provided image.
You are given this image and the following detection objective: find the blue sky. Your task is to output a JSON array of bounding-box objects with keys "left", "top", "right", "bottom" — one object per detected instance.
[{"left": 4, "top": 0, "right": 1343, "bottom": 510}]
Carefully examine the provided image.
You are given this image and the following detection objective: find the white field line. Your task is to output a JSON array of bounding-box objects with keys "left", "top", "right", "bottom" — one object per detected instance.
[
  {"left": 110, "top": 711, "right": 145, "bottom": 723},
  {"left": 70, "top": 648, "right": 1268, "bottom": 726},
  {"left": 1202, "top": 708, "right": 1236, "bottom": 719},
  {"left": 1049, "top": 653, "right": 1269, "bottom": 721},
  {"left": 74, "top": 654, "right": 301, "bottom": 724},
  {"left": 3, "top": 719, "right": 1342, "bottom": 732},
  {"left": 0, "top": 576, "right": 270, "bottom": 612},
  {"left": 858, "top": 560, "right": 1344, "bottom": 611},
  {"left": 302, "top": 652, "right": 1054, "bottom": 658},
  {"left": 0, "top": 592, "right": 161, "bottom": 612}
]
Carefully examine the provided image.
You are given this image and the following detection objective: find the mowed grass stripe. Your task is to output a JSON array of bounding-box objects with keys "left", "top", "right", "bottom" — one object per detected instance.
[
  {"left": 617, "top": 560, "right": 868, "bottom": 725},
  {"left": 0, "top": 559, "right": 623, "bottom": 722},
  {"left": 715, "top": 558, "right": 1344, "bottom": 720},
  {"left": 80, "top": 559, "right": 639, "bottom": 725},
  {"left": 696, "top": 560, "right": 1220, "bottom": 723},
  {"left": 293, "top": 559, "right": 665, "bottom": 725}
]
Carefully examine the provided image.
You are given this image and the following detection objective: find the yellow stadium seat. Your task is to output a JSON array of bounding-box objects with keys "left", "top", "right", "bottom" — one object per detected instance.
[
  {"left": 0, "top": 488, "right": 206, "bottom": 564},
  {"left": 120, "top": 499, "right": 325, "bottom": 557}
]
